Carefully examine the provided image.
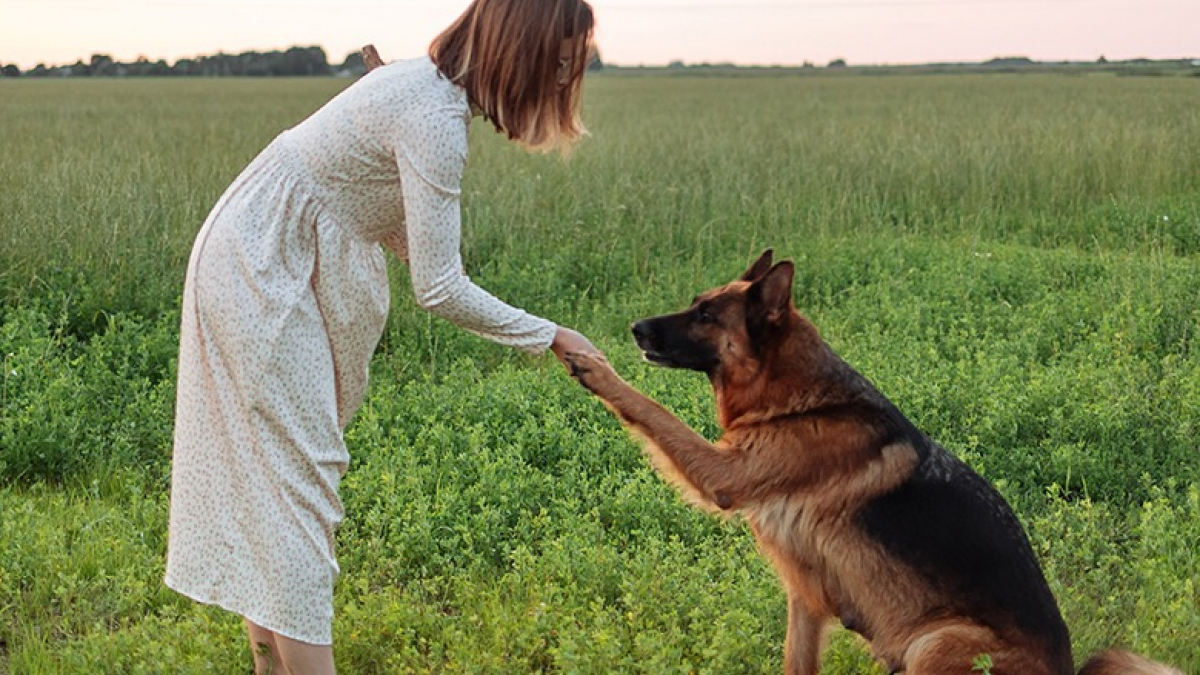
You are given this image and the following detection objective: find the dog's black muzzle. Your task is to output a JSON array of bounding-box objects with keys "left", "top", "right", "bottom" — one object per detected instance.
[{"left": 631, "top": 316, "right": 717, "bottom": 373}]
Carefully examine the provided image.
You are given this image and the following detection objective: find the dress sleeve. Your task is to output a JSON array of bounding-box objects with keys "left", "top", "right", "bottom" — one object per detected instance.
[{"left": 394, "top": 109, "right": 557, "bottom": 355}]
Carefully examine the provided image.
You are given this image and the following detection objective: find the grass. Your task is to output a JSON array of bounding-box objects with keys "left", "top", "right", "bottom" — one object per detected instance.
[{"left": 1, "top": 72, "right": 1198, "bottom": 673}]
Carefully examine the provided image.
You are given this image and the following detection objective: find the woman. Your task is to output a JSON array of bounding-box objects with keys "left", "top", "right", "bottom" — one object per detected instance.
[{"left": 165, "top": 1, "right": 598, "bottom": 672}]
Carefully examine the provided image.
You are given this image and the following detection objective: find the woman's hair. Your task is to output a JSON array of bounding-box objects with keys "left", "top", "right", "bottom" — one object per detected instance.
[{"left": 429, "top": 0, "right": 595, "bottom": 154}]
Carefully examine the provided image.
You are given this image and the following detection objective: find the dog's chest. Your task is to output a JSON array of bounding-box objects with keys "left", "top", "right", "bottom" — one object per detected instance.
[
  {"left": 745, "top": 494, "right": 856, "bottom": 571},
  {"left": 744, "top": 493, "right": 876, "bottom": 625}
]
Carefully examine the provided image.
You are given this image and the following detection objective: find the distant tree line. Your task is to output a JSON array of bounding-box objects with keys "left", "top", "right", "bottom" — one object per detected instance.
[
  {"left": 2, "top": 46, "right": 368, "bottom": 78},
  {"left": 2, "top": 45, "right": 610, "bottom": 78},
  {"left": 8, "top": 48, "right": 1188, "bottom": 80}
]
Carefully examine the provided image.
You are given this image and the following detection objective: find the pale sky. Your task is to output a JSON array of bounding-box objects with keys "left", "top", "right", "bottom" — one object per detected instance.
[{"left": 3, "top": 0, "right": 1197, "bottom": 71}]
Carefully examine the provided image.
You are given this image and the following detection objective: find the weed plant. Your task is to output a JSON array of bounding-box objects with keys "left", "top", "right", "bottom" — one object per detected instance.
[{"left": 1, "top": 73, "right": 1198, "bottom": 673}]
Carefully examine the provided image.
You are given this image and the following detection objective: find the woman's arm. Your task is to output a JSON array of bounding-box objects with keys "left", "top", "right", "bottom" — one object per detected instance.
[
  {"left": 363, "top": 45, "right": 599, "bottom": 360},
  {"left": 394, "top": 107, "right": 560, "bottom": 354}
]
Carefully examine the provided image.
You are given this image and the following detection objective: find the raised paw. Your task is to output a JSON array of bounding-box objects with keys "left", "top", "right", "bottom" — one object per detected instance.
[{"left": 564, "top": 350, "right": 621, "bottom": 397}]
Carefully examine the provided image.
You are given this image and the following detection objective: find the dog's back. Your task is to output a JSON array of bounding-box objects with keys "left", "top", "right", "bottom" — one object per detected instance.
[
  {"left": 746, "top": 346, "right": 1076, "bottom": 673},
  {"left": 856, "top": 404, "right": 1074, "bottom": 673}
]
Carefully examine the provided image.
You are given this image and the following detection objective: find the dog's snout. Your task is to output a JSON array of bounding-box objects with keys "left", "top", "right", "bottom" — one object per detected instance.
[{"left": 631, "top": 321, "right": 650, "bottom": 343}]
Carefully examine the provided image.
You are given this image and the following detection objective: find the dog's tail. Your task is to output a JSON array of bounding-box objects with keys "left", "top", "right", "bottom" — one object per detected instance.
[{"left": 1077, "top": 649, "right": 1184, "bottom": 675}]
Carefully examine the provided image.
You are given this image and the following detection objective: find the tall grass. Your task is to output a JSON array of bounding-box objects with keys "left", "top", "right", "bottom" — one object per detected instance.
[{"left": 1, "top": 73, "right": 1198, "bottom": 673}]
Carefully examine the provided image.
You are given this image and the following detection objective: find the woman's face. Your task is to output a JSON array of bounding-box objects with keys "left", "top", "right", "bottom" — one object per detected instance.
[{"left": 557, "top": 36, "right": 587, "bottom": 86}]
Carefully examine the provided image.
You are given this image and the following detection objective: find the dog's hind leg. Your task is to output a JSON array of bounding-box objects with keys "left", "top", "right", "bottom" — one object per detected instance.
[{"left": 902, "top": 623, "right": 1055, "bottom": 675}]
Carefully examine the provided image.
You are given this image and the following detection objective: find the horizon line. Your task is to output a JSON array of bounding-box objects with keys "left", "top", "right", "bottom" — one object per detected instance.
[{"left": 7, "top": 49, "right": 1199, "bottom": 73}]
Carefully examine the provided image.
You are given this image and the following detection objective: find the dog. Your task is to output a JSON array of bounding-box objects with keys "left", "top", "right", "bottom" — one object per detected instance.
[{"left": 565, "top": 250, "right": 1182, "bottom": 675}]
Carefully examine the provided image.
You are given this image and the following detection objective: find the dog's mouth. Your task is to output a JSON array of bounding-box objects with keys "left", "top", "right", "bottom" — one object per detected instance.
[
  {"left": 639, "top": 349, "right": 676, "bottom": 367},
  {"left": 637, "top": 344, "right": 714, "bottom": 372},
  {"left": 633, "top": 332, "right": 675, "bottom": 367}
]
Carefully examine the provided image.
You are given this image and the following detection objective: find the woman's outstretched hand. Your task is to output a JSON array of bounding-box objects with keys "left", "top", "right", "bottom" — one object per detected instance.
[{"left": 550, "top": 327, "right": 600, "bottom": 369}]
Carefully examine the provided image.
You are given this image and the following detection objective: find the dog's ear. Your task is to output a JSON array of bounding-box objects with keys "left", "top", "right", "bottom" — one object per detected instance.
[
  {"left": 740, "top": 249, "right": 774, "bottom": 282},
  {"left": 750, "top": 261, "right": 795, "bottom": 324}
]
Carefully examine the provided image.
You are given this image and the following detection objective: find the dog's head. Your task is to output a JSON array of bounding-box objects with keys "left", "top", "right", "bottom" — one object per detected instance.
[{"left": 631, "top": 249, "right": 799, "bottom": 380}]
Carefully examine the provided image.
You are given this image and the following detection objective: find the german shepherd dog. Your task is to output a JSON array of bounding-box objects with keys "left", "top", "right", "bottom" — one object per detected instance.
[{"left": 564, "top": 250, "right": 1181, "bottom": 675}]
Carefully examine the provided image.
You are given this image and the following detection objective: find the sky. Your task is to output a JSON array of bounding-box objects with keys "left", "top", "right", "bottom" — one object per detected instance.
[{"left": 3, "top": 0, "right": 1197, "bottom": 71}]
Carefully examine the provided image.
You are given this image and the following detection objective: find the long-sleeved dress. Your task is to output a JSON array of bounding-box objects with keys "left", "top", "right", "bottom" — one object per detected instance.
[{"left": 165, "top": 56, "right": 557, "bottom": 645}]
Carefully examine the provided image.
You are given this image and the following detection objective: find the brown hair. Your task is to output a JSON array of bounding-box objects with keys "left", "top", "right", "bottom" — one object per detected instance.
[{"left": 429, "top": 0, "right": 595, "bottom": 154}]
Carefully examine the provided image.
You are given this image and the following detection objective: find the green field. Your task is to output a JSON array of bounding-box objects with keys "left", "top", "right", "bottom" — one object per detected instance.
[{"left": 1, "top": 73, "right": 1198, "bottom": 674}]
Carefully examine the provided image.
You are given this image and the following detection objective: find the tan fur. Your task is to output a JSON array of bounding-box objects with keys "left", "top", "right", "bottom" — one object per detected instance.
[
  {"left": 901, "top": 621, "right": 1055, "bottom": 675},
  {"left": 1078, "top": 650, "right": 1185, "bottom": 675}
]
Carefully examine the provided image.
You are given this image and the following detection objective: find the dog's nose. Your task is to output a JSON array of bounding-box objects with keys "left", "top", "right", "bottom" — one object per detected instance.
[{"left": 631, "top": 321, "right": 649, "bottom": 342}]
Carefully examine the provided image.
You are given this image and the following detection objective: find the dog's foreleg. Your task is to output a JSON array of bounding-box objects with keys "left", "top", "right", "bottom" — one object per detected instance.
[
  {"left": 784, "top": 592, "right": 826, "bottom": 675},
  {"left": 599, "top": 379, "right": 742, "bottom": 511},
  {"left": 567, "top": 352, "right": 743, "bottom": 510}
]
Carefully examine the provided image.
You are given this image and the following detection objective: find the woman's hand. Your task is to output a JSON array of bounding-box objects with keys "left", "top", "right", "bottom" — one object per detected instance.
[{"left": 550, "top": 327, "right": 600, "bottom": 369}]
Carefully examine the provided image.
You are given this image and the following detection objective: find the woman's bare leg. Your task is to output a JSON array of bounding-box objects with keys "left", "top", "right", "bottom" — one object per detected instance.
[
  {"left": 246, "top": 619, "right": 282, "bottom": 674},
  {"left": 245, "top": 619, "right": 336, "bottom": 675}
]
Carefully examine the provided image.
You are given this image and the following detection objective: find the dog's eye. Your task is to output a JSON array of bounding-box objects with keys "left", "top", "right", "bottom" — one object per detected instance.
[{"left": 695, "top": 307, "right": 715, "bottom": 323}]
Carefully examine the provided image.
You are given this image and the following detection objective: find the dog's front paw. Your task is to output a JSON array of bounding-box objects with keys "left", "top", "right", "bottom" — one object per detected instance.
[{"left": 564, "top": 351, "right": 622, "bottom": 397}]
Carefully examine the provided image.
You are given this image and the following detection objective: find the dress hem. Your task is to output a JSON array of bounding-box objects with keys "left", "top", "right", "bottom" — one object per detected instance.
[{"left": 164, "top": 574, "right": 334, "bottom": 646}]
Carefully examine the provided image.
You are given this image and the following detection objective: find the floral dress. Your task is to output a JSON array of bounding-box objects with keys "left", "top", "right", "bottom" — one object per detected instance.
[{"left": 165, "top": 57, "right": 556, "bottom": 645}]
